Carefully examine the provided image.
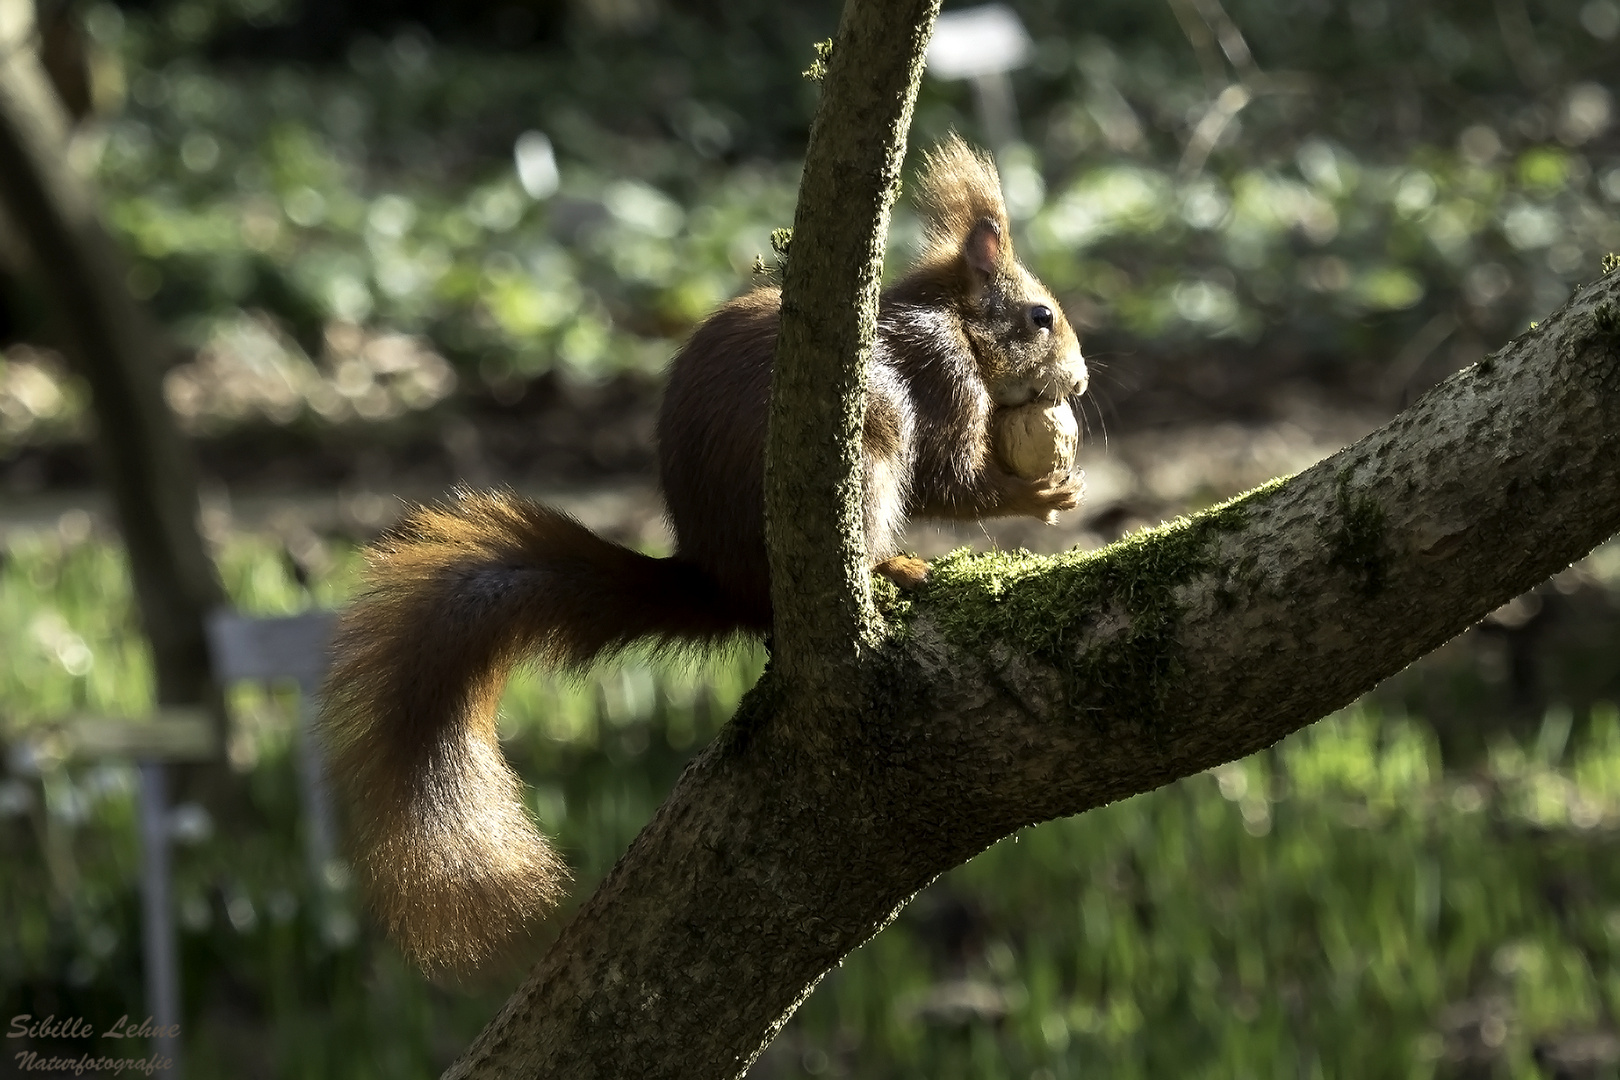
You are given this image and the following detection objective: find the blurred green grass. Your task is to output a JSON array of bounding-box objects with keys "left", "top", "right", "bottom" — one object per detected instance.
[{"left": 4, "top": 522, "right": 1620, "bottom": 1077}]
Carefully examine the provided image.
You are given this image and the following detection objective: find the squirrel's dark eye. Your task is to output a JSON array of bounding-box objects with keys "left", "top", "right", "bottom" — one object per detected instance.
[{"left": 1029, "top": 304, "right": 1054, "bottom": 331}]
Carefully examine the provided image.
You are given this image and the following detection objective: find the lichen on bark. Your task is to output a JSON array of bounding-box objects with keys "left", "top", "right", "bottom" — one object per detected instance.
[
  {"left": 1324, "top": 466, "right": 1390, "bottom": 599},
  {"left": 893, "top": 482, "right": 1276, "bottom": 733}
]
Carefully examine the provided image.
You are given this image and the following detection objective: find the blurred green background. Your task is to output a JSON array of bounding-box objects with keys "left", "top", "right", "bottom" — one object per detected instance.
[{"left": 3, "top": 0, "right": 1620, "bottom": 1076}]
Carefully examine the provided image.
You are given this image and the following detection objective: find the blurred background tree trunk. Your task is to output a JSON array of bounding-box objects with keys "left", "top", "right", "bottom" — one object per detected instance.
[{"left": 0, "top": 0, "right": 222, "bottom": 722}]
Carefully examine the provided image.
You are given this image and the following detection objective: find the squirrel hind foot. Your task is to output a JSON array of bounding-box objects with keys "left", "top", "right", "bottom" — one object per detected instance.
[{"left": 875, "top": 554, "right": 930, "bottom": 590}]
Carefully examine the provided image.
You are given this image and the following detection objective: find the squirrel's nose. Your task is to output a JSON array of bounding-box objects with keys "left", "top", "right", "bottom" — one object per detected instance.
[{"left": 1069, "top": 359, "right": 1089, "bottom": 399}]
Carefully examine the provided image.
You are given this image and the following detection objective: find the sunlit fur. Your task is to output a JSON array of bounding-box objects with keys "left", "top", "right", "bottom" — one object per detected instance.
[
  {"left": 320, "top": 136, "right": 1087, "bottom": 977},
  {"left": 907, "top": 135, "right": 1086, "bottom": 409},
  {"left": 321, "top": 493, "right": 746, "bottom": 974},
  {"left": 912, "top": 134, "right": 1012, "bottom": 274}
]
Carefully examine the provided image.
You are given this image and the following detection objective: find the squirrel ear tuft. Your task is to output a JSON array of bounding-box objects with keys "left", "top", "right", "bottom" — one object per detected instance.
[
  {"left": 963, "top": 218, "right": 1002, "bottom": 278},
  {"left": 914, "top": 134, "right": 1012, "bottom": 282}
]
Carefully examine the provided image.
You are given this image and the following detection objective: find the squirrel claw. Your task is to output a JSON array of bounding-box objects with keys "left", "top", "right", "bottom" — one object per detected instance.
[
  {"left": 986, "top": 463, "right": 1084, "bottom": 523},
  {"left": 1022, "top": 471, "right": 1084, "bottom": 522}
]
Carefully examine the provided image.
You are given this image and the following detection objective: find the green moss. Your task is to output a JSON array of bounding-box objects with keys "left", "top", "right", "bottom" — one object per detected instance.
[
  {"left": 897, "top": 481, "right": 1280, "bottom": 732},
  {"left": 1594, "top": 301, "right": 1618, "bottom": 338},
  {"left": 765, "top": 226, "right": 794, "bottom": 279},
  {"left": 1603, "top": 252, "right": 1619, "bottom": 276},
  {"left": 869, "top": 570, "right": 915, "bottom": 627},
  {"left": 802, "top": 40, "right": 834, "bottom": 82},
  {"left": 1325, "top": 467, "right": 1388, "bottom": 598}
]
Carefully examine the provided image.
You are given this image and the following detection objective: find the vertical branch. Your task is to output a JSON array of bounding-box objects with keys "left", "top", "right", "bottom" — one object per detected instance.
[
  {"left": 444, "top": 4, "right": 944, "bottom": 1075},
  {"left": 765, "top": 0, "right": 941, "bottom": 685},
  {"left": 1188, "top": 0, "right": 1255, "bottom": 74},
  {"left": 0, "top": 3, "right": 223, "bottom": 712},
  {"left": 1173, "top": 0, "right": 1268, "bottom": 178}
]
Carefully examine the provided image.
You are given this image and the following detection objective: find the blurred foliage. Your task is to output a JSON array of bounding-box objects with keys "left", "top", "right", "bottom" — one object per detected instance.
[
  {"left": 1, "top": 0, "right": 1618, "bottom": 446},
  {"left": 0, "top": 518, "right": 768, "bottom": 1076},
  {"left": 5, "top": 1, "right": 1620, "bottom": 1074},
  {"left": 5, "top": 523, "right": 1620, "bottom": 1076}
]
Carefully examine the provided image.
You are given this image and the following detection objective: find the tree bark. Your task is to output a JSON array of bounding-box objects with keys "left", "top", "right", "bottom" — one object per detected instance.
[
  {"left": 441, "top": 0, "right": 1620, "bottom": 1066},
  {"left": 765, "top": 0, "right": 940, "bottom": 681},
  {"left": 447, "top": 273, "right": 1620, "bottom": 1080},
  {"left": 0, "top": 1, "right": 224, "bottom": 711}
]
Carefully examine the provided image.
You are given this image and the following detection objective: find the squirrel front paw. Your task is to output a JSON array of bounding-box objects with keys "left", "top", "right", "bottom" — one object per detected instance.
[{"left": 997, "top": 469, "right": 1083, "bottom": 524}]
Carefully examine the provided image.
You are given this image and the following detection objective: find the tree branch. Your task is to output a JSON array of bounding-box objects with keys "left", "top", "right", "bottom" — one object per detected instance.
[
  {"left": 905, "top": 279, "right": 1620, "bottom": 830},
  {"left": 765, "top": 0, "right": 940, "bottom": 683},
  {"left": 447, "top": 271, "right": 1620, "bottom": 1077}
]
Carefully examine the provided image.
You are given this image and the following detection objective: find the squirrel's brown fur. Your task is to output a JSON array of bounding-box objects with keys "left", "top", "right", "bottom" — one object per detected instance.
[
  {"left": 320, "top": 134, "right": 1087, "bottom": 976},
  {"left": 912, "top": 136, "right": 1010, "bottom": 277}
]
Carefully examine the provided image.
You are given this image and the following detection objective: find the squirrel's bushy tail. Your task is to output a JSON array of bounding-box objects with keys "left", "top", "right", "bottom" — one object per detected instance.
[{"left": 320, "top": 490, "right": 747, "bottom": 975}]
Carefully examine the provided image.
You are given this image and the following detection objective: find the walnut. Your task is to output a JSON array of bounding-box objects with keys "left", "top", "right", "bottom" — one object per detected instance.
[{"left": 993, "top": 400, "right": 1079, "bottom": 480}]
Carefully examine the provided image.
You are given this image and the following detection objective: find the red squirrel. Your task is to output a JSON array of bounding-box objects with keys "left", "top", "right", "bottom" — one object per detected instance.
[{"left": 320, "top": 135, "right": 1088, "bottom": 974}]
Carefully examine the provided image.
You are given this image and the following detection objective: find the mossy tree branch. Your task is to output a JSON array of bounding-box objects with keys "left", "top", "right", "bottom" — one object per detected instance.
[
  {"left": 447, "top": 13, "right": 1620, "bottom": 1073},
  {"left": 449, "top": 272, "right": 1620, "bottom": 1078},
  {"left": 764, "top": 0, "right": 940, "bottom": 687},
  {"left": 443, "top": 0, "right": 1620, "bottom": 1067}
]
